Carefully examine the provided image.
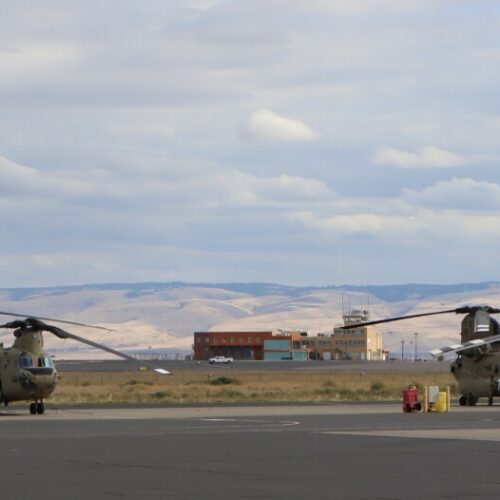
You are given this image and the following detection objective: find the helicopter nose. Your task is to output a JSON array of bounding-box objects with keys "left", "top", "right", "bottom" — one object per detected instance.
[
  {"left": 19, "top": 368, "right": 59, "bottom": 394},
  {"left": 24, "top": 367, "right": 56, "bottom": 376}
]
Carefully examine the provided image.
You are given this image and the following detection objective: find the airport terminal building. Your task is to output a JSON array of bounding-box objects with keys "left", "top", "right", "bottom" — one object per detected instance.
[{"left": 193, "top": 309, "right": 386, "bottom": 361}]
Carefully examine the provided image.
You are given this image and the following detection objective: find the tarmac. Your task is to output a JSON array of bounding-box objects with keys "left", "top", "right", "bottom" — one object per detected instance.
[{"left": 1, "top": 402, "right": 500, "bottom": 499}]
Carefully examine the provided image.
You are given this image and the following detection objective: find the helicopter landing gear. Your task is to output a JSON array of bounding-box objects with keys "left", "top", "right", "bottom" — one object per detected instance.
[
  {"left": 459, "top": 393, "right": 478, "bottom": 406},
  {"left": 29, "top": 400, "right": 45, "bottom": 415}
]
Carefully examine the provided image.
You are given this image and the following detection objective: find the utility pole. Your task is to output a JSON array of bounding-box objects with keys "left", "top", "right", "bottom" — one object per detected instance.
[
  {"left": 401, "top": 339, "right": 405, "bottom": 361},
  {"left": 414, "top": 332, "right": 418, "bottom": 361}
]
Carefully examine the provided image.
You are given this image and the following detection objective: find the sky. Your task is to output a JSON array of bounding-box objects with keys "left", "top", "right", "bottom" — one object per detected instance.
[{"left": 1, "top": 0, "right": 500, "bottom": 288}]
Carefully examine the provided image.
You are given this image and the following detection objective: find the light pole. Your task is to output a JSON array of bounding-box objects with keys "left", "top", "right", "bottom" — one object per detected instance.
[
  {"left": 401, "top": 340, "right": 405, "bottom": 361},
  {"left": 414, "top": 332, "right": 418, "bottom": 361}
]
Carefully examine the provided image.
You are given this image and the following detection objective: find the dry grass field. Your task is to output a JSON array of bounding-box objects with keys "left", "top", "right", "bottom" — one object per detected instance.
[{"left": 50, "top": 370, "right": 457, "bottom": 404}]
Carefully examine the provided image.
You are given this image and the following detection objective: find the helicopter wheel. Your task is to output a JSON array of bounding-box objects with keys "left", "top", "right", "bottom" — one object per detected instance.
[
  {"left": 29, "top": 403, "right": 37, "bottom": 415},
  {"left": 466, "top": 393, "right": 478, "bottom": 406},
  {"left": 36, "top": 401, "right": 45, "bottom": 414},
  {"left": 459, "top": 395, "right": 467, "bottom": 406}
]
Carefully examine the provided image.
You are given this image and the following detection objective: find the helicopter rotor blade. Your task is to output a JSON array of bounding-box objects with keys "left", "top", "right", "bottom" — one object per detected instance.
[
  {"left": 340, "top": 305, "right": 500, "bottom": 329},
  {"left": 339, "top": 308, "right": 460, "bottom": 329},
  {"left": 0, "top": 319, "right": 29, "bottom": 329},
  {"left": 0, "top": 311, "right": 114, "bottom": 332},
  {"left": 430, "top": 334, "right": 500, "bottom": 358},
  {"left": 45, "top": 325, "right": 171, "bottom": 375}
]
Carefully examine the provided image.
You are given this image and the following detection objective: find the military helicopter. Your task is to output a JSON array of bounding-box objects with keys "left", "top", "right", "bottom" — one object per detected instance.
[
  {"left": 341, "top": 305, "right": 500, "bottom": 407},
  {"left": 0, "top": 311, "right": 171, "bottom": 415}
]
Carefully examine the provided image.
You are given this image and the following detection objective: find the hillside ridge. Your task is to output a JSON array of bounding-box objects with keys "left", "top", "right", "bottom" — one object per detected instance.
[{"left": 1, "top": 281, "right": 500, "bottom": 359}]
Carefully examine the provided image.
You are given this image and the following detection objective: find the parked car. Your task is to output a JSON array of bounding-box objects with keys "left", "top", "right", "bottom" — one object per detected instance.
[{"left": 208, "top": 356, "right": 234, "bottom": 365}]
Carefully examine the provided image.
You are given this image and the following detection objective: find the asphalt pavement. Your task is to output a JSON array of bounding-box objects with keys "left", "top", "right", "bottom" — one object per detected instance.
[{"left": 0, "top": 403, "right": 499, "bottom": 499}]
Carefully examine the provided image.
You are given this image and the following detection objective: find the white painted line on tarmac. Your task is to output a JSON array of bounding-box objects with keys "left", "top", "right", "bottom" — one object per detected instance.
[{"left": 321, "top": 429, "right": 500, "bottom": 442}]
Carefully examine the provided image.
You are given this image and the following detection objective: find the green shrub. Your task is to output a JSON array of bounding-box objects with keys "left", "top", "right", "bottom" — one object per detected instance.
[
  {"left": 151, "top": 390, "right": 171, "bottom": 399},
  {"left": 124, "top": 379, "right": 153, "bottom": 386},
  {"left": 209, "top": 376, "right": 239, "bottom": 386},
  {"left": 336, "top": 388, "right": 356, "bottom": 399},
  {"left": 315, "top": 387, "right": 337, "bottom": 396},
  {"left": 370, "top": 381, "right": 386, "bottom": 392},
  {"left": 323, "top": 380, "right": 337, "bottom": 388}
]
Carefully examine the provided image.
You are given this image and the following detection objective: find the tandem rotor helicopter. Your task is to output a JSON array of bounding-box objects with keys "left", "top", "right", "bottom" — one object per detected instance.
[
  {"left": 342, "top": 305, "right": 500, "bottom": 407},
  {"left": 0, "top": 311, "right": 170, "bottom": 415}
]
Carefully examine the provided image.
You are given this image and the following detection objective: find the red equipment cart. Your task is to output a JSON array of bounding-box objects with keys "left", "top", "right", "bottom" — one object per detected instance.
[{"left": 402, "top": 385, "right": 422, "bottom": 412}]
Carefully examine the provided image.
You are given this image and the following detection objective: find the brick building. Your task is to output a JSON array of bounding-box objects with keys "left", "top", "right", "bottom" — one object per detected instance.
[{"left": 194, "top": 331, "right": 277, "bottom": 360}]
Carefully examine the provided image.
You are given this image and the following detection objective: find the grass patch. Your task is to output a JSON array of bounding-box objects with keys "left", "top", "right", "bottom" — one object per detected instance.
[
  {"left": 51, "top": 369, "right": 455, "bottom": 404},
  {"left": 208, "top": 376, "right": 240, "bottom": 386},
  {"left": 213, "top": 389, "right": 244, "bottom": 399},
  {"left": 125, "top": 379, "right": 153, "bottom": 386},
  {"left": 314, "top": 387, "right": 337, "bottom": 397},
  {"left": 152, "top": 390, "right": 172, "bottom": 399},
  {"left": 322, "top": 380, "right": 337, "bottom": 388},
  {"left": 370, "top": 381, "right": 386, "bottom": 392}
]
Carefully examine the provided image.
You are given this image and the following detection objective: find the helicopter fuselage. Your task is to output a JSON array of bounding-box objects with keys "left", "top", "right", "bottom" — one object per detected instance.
[
  {"left": 451, "top": 313, "right": 500, "bottom": 404},
  {"left": 0, "top": 331, "right": 58, "bottom": 405},
  {"left": 451, "top": 350, "right": 500, "bottom": 404}
]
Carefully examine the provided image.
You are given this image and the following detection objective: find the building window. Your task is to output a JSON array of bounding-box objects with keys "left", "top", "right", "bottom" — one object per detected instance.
[
  {"left": 239, "top": 337, "right": 244, "bottom": 343},
  {"left": 248, "top": 337, "right": 253, "bottom": 343},
  {"left": 231, "top": 337, "right": 235, "bottom": 343},
  {"left": 205, "top": 338, "right": 209, "bottom": 343},
  {"left": 256, "top": 337, "right": 261, "bottom": 343}
]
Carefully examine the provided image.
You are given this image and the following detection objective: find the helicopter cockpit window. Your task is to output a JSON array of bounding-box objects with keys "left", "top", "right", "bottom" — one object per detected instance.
[
  {"left": 19, "top": 353, "right": 34, "bottom": 368},
  {"left": 37, "top": 357, "right": 54, "bottom": 368}
]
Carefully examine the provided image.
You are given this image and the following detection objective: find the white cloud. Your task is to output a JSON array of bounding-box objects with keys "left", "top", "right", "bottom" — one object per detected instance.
[
  {"left": 246, "top": 109, "right": 319, "bottom": 143},
  {"left": 0, "top": 155, "right": 39, "bottom": 181},
  {"left": 0, "top": 43, "right": 79, "bottom": 78},
  {"left": 209, "top": 171, "right": 332, "bottom": 206},
  {"left": 294, "top": 211, "right": 416, "bottom": 239},
  {"left": 0, "top": 155, "right": 126, "bottom": 200},
  {"left": 374, "top": 147, "right": 467, "bottom": 169},
  {"left": 291, "top": 203, "right": 500, "bottom": 254},
  {"left": 0, "top": 155, "right": 332, "bottom": 210},
  {"left": 403, "top": 177, "right": 500, "bottom": 210}
]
